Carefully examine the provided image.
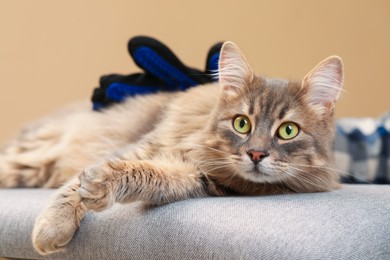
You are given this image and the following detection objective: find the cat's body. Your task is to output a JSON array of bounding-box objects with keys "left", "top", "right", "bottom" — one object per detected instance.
[
  {"left": 0, "top": 91, "right": 179, "bottom": 188},
  {"left": 0, "top": 42, "right": 343, "bottom": 255}
]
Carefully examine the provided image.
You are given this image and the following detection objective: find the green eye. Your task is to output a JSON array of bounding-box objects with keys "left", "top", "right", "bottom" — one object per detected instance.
[
  {"left": 233, "top": 115, "right": 251, "bottom": 134},
  {"left": 277, "top": 122, "right": 299, "bottom": 140}
]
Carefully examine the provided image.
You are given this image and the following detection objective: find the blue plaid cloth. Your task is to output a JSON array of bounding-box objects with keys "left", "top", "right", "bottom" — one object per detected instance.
[{"left": 334, "top": 112, "right": 390, "bottom": 184}]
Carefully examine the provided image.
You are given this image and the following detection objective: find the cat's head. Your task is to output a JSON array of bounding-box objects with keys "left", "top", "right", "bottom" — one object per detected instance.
[{"left": 202, "top": 42, "right": 343, "bottom": 194}]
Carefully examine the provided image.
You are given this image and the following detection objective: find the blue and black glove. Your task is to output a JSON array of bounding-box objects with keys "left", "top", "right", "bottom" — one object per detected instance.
[{"left": 92, "top": 36, "right": 223, "bottom": 110}]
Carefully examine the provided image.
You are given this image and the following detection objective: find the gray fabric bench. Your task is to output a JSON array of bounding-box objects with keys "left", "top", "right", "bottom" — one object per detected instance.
[{"left": 1, "top": 185, "right": 389, "bottom": 259}]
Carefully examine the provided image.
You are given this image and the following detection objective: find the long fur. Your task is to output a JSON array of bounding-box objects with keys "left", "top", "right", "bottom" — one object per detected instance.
[{"left": 0, "top": 42, "right": 344, "bottom": 255}]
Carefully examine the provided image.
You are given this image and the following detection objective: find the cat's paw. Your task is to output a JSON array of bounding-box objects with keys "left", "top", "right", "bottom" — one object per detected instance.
[
  {"left": 32, "top": 203, "right": 83, "bottom": 255},
  {"left": 33, "top": 178, "right": 87, "bottom": 255},
  {"left": 78, "top": 163, "right": 114, "bottom": 211}
]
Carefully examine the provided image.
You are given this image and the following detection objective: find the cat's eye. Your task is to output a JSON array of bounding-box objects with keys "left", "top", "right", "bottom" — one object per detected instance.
[
  {"left": 233, "top": 115, "right": 251, "bottom": 134},
  {"left": 277, "top": 122, "right": 299, "bottom": 140}
]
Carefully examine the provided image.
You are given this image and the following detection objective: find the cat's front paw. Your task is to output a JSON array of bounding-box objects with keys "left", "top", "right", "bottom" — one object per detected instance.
[
  {"left": 32, "top": 212, "right": 77, "bottom": 255},
  {"left": 32, "top": 193, "right": 86, "bottom": 255},
  {"left": 78, "top": 163, "right": 114, "bottom": 211}
]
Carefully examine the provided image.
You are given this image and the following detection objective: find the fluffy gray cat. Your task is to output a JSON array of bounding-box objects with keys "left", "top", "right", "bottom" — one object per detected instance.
[{"left": 0, "top": 42, "right": 343, "bottom": 255}]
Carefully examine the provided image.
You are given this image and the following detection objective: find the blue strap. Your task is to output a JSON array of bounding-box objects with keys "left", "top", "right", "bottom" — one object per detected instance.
[
  {"left": 133, "top": 47, "right": 197, "bottom": 90},
  {"left": 106, "top": 83, "right": 161, "bottom": 102}
]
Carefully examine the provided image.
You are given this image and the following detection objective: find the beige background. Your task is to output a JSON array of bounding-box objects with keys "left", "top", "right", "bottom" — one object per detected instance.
[{"left": 0, "top": 0, "right": 389, "bottom": 143}]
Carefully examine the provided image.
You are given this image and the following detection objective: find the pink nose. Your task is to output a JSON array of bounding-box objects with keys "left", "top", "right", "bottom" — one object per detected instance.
[{"left": 246, "top": 149, "right": 269, "bottom": 164}]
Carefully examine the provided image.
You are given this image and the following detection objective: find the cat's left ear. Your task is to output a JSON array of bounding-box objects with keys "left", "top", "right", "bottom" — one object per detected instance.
[{"left": 302, "top": 56, "right": 344, "bottom": 114}]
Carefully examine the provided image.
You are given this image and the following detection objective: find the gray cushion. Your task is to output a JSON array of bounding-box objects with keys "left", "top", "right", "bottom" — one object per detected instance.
[{"left": 0, "top": 185, "right": 389, "bottom": 259}]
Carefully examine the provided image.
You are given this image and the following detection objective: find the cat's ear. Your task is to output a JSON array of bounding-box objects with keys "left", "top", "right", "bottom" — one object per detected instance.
[
  {"left": 302, "top": 56, "right": 344, "bottom": 114},
  {"left": 218, "top": 41, "right": 254, "bottom": 97}
]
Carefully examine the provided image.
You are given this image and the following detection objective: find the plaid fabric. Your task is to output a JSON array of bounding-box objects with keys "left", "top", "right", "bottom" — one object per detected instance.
[{"left": 334, "top": 112, "right": 390, "bottom": 184}]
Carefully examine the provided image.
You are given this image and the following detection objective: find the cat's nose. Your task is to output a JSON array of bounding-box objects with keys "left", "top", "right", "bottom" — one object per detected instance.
[{"left": 246, "top": 149, "right": 269, "bottom": 164}]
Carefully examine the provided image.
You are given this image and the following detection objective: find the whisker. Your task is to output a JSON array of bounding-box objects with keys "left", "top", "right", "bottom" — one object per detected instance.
[
  {"left": 201, "top": 164, "right": 230, "bottom": 174},
  {"left": 277, "top": 165, "right": 334, "bottom": 192},
  {"left": 226, "top": 167, "right": 242, "bottom": 188},
  {"left": 190, "top": 144, "right": 233, "bottom": 156},
  {"left": 272, "top": 170, "right": 289, "bottom": 193},
  {"left": 287, "top": 163, "right": 374, "bottom": 184},
  {"left": 277, "top": 169, "right": 301, "bottom": 193},
  {"left": 288, "top": 165, "right": 335, "bottom": 189}
]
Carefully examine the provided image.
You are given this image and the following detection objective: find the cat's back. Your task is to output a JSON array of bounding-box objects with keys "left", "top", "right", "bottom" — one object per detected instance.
[
  {"left": 97, "top": 83, "right": 219, "bottom": 143},
  {"left": 168, "top": 83, "right": 219, "bottom": 116}
]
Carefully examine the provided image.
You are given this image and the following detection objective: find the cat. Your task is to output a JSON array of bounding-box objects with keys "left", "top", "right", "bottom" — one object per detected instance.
[{"left": 0, "top": 41, "right": 344, "bottom": 255}]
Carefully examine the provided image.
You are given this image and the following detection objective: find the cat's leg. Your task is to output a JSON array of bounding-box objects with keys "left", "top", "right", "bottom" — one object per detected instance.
[
  {"left": 32, "top": 154, "right": 213, "bottom": 255},
  {"left": 32, "top": 177, "right": 86, "bottom": 255},
  {"left": 0, "top": 121, "right": 71, "bottom": 188},
  {"left": 78, "top": 155, "right": 211, "bottom": 209}
]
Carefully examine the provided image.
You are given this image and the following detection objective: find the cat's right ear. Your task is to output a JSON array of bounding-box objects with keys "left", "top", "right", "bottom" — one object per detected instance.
[{"left": 218, "top": 41, "right": 254, "bottom": 97}]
